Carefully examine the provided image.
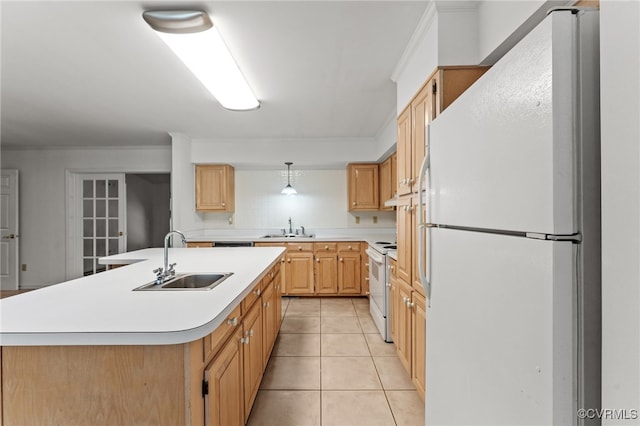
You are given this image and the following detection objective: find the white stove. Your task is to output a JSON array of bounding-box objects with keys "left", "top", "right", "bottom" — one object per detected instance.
[{"left": 366, "top": 241, "right": 396, "bottom": 342}]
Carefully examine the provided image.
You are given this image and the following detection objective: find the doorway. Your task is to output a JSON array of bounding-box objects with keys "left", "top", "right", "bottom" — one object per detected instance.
[
  {"left": 0, "top": 170, "right": 19, "bottom": 289},
  {"left": 125, "top": 173, "right": 171, "bottom": 251}
]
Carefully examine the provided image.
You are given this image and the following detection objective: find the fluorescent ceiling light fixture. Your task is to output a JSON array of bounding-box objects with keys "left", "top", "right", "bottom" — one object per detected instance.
[
  {"left": 143, "top": 10, "right": 259, "bottom": 111},
  {"left": 281, "top": 162, "right": 297, "bottom": 195}
]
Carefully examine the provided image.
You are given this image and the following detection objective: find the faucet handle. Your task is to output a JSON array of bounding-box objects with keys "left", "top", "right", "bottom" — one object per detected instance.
[
  {"left": 153, "top": 267, "right": 163, "bottom": 276},
  {"left": 167, "top": 263, "right": 177, "bottom": 275}
]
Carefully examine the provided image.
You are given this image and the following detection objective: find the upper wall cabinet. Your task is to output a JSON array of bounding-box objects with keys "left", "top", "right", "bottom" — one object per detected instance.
[
  {"left": 397, "top": 66, "right": 489, "bottom": 197},
  {"left": 347, "top": 163, "right": 379, "bottom": 211},
  {"left": 379, "top": 152, "right": 397, "bottom": 210},
  {"left": 195, "top": 164, "right": 235, "bottom": 212}
]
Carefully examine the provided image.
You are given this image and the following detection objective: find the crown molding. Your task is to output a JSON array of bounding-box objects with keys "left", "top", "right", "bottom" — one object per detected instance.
[{"left": 391, "top": 1, "right": 437, "bottom": 83}]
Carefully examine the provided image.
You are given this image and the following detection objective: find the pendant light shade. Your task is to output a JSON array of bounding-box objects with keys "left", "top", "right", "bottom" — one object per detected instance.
[{"left": 281, "top": 162, "right": 297, "bottom": 195}]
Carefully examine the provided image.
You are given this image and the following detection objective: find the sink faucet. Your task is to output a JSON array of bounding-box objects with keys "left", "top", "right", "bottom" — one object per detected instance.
[
  {"left": 288, "top": 217, "right": 293, "bottom": 234},
  {"left": 154, "top": 230, "right": 187, "bottom": 285}
]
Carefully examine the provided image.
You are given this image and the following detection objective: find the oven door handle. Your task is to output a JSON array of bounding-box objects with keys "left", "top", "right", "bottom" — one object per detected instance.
[{"left": 365, "top": 248, "right": 384, "bottom": 264}]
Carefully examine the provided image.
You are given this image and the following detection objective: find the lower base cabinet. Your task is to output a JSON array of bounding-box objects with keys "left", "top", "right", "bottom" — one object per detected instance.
[
  {"left": 204, "top": 327, "right": 244, "bottom": 426},
  {"left": 411, "top": 291, "right": 426, "bottom": 399},
  {"left": 242, "top": 298, "right": 264, "bottom": 422}
]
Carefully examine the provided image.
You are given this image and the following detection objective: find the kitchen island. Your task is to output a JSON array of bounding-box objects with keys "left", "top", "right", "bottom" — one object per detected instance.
[{"left": 0, "top": 247, "right": 285, "bottom": 426}]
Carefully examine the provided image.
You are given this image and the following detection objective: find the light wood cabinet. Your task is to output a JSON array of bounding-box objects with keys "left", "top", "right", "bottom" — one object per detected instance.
[
  {"left": 389, "top": 259, "right": 399, "bottom": 343},
  {"left": 204, "top": 327, "right": 244, "bottom": 426},
  {"left": 396, "top": 197, "right": 413, "bottom": 286},
  {"left": 315, "top": 249, "right": 338, "bottom": 294},
  {"left": 242, "top": 299, "right": 263, "bottom": 422},
  {"left": 338, "top": 251, "right": 361, "bottom": 294},
  {"left": 397, "top": 106, "right": 412, "bottom": 196},
  {"left": 261, "top": 280, "right": 278, "bottom": 368},
  {"left": 347, "top": 163, "right": 379, "bottom": 211},
  {"left": 396, "top": 279, "right": 413, "bottom": 373},
  {"left": 186, "top": 241, "right": 213, "bottom": 248},
  {"left": 285, "top": 251, "right": 315, "bottom": 294},
  {"left": 379, "top": 153, "right": 397, "bottom": 210},
  {"left": 195, "top": 164, "right": 235, "bottom": 212},
  {"left": 411, "top": 291, "right": 426, "bottom": 400}
]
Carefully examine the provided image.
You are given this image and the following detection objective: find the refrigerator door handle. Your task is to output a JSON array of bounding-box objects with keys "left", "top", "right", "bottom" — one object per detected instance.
[{"left": 418, "top": 128, "right": 431, "bottom": 304}]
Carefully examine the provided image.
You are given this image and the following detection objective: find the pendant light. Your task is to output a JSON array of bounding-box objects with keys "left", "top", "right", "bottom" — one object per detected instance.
[{"left": 281, "top": 162, "right": 297, "bottom": 195}]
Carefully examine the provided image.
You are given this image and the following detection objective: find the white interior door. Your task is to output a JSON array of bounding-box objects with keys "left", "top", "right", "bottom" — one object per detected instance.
[
  {"left": 75, "top": 174, "right": 126, "bottom": 276},
  {"left": 426, "top": 227, "right": 576, "bottom": 425},
  {"left": 0, "top": 170, "right": 19, "bottom": 290}
]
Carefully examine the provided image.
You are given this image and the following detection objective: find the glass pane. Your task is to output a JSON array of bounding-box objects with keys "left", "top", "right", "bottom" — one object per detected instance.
[
  {"left": 82, "top": 180, "right": 93, "bottom": 198},
  {"left": 96, "top": 265, "right": 107, "bottom": 274},
  {"left": 108, "top": 180, "right": 118, "bottom": 198},
  {"left": 96, "top": 180, "right": 106, "bottom": 198},
  {"left": 108, "top": 200, "right": 118, "bottom": 218},
  {"left": 83, "top": 219, "right": 94, "bottom": 238},
  {"left": 83, "top": 239, "right": 93, "bottom": 256},
  {"left": 96, "top": 239, "right": 106, "bottom": 257},
  {"left": 96, "top": 200, "right": 105, "bottom": 217},
  {"left": 83, "top": 200, "right": 93, "bottom": 218},
  {"left": 83, "top": 259, "right": 94, "bottom": 276},
  {"left": 108, "top": 219, "right": 119, "bottom": 237},
  {"left": 96, "top": 219, "right": 106, "bottom": 237},
  {"left": 108, "top": 238, "right": 119, "bottom": 255}
]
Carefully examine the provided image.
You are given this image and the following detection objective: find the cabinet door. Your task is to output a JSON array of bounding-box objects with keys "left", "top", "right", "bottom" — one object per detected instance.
[
  {"left": 411, "top": 82, "right": 434, "bottom": 193},
  {"left": 195, "top": 165, "right": 235, "bottom": 212},
  {"left": 397, "top": 107, "right": 412, "bottom": 196},
  {"left": 348, "top": 163, "right": 379, "bottom": 211},
  {"left": 242, "top": 301, "right": 263, "bottom": 421},
  {"left": 204, "top": 327, "right": 244, "bottom": 426},
  {"left": 411, "top": 197, "right": 426, "bottom": 296},
  {"left": 390, "top": 275, "right": 399, "bottom": 343},
  {"left": 338, "top": 252, "right": 361, "bottom": 294},
  {"left": 261, "top": 282, "right": 277, "bottom": 367},
  {"left": 285, "top": 252, "right": 314, "bottom": 294},
  {"left": 411, "top": 291, "right": 426, "bottom": 400},
  {"left": 396, "top": 197, "right": 413, "bottom": 286},
  {"left": 315, "top": 252, "right": 338, "bottom": 294},
  {"left": 379, "top": 155, "right": 394, "bottom": 211},
  {"left": 396, "top": 280, "right": 412, "bottom": 374}
]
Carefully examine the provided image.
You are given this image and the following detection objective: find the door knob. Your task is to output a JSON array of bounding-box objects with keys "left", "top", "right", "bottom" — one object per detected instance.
[{"left": 3, "top": 234, "right": 18, "bottom": 239}]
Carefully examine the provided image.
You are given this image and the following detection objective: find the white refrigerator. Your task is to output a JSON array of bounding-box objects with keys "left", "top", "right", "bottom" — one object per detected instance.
[{"left": 418, "top": 9, "right": 601, "bottom": 425}]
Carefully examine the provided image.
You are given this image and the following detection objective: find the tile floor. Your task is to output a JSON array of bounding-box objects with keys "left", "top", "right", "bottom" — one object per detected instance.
[{"left": 247, "top": 297, "right": 425, "bottom": 426}]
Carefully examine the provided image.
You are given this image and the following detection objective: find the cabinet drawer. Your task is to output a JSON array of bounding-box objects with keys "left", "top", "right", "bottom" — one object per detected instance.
[
  {"left": 186, "top": 241, "right": 213, "bottom": 248},
  {"left": 242, "top": 282, "right": 263, "bottom": 314},
  {"left": 204, "top": 304, "right": 241, "bottom": 362},
  {"left": 314, "top": 242, "right": 337, "bottom": 252},
  {"left": 287, "top": 242, "right": 314, "bottom": 252},
  {"left": 337, "top": 242, "right": 360, "bottom": 252}
]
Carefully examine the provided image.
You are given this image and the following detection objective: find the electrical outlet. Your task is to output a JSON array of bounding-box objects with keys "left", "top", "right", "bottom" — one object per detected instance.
[
  {"left": 355, "top": 216, "right": 360, "bottom": 224},
  {"left": 228, "top": 216, "right": 233, "bottom": 225},
  {"left": 21, "top": 264, "right": 27, "bottom": 271},
  {"left": 373, "top": 216, "right": 378, "bottom": 224}
]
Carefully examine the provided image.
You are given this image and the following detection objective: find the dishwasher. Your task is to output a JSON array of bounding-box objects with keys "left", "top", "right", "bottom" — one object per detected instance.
[{"left": 211, "top": 241, "right": 254, "bottom": 247}]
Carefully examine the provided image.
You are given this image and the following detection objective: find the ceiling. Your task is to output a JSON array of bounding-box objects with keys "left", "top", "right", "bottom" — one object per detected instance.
[{"left": 1, "top": 1, "right": 427, "bottom": 149}]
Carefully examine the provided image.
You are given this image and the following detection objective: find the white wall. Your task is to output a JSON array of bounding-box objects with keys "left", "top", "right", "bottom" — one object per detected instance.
[
  {"left": 600, "top": 0, "right": 640, "bottom": 421},
  {"left": 1, "top": 146, "right": 171, "bottom": 287}
]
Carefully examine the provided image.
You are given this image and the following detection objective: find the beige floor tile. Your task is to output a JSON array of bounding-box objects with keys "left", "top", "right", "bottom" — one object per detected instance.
[
  {"left": 281, "top": 315, "right": 321, "bottom": 333},
  {"left": 321, "top": 303, "right": 357, "bottom": 317},
  {"left": 385, "top": 390, "right": 425, "bottom": 426},
  {"left": 364, "top": 333, "right": 398, "bottom": 356},
  {"left": 260, "top": 357, "right": 320, "bottom": 390},
  {"left": 352, "top": 297, "right": 370, "bottom": 305},
  {"left": 247, "top": 390, "right": 321, "bottom": 426},
  {"left": 321, "top": 316, "right": 362, "bottom": 333},
  {"left": 354, "top": 302, "right": 371, "bottom": 316},
  {"left": 321, "top": 297, "right": 355, "bottom": 306},
  {"left": 286, "top": 298, "right": 321, "bottom": 316},
  {"left": 321, "top": 391, "right": 395, "bottom": 426},
  {"left": 321, "top": 333, "right": 370, "bottom": 356},
  {"left": 272, "top": 333, "right": 320, "bottom": 356},
  {"left": 321, "top": 357, "right": 381, "bottom": 390},
  {"left": 373, "top": 357, "right": 415, "bottom": 390},
  {"left": 357, "top": 313, "right": 380, "bottom": 333}
]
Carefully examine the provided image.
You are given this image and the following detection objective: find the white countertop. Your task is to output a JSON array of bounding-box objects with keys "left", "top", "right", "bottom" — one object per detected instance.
[
  {"left": 184, "top": 231, "right": 396, "bottom": 246},
  {"left": 0, "top": 247, "right": 284, "bottom": 346}
]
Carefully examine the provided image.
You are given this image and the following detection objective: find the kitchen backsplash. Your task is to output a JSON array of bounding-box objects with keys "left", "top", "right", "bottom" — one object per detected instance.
[{"left": 195, "top": 169, "right": 396, "bottom": 231}]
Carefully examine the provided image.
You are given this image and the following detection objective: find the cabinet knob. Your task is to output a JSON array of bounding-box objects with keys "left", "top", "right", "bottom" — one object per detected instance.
[
  {"left": 254, "top": 288, "right": 261, "bottom": 296},
  {"left": 352, "top": 202, "right": 357, "bottom": 206},
  {"left": 339, "top": 258, "right": 344, "bottom": 262},
  {"left": 348, "top": 245, "right": 352, "bottom": 250},
  {"left": 241, "top": 337, "right": 250, "bottom": 345},
  {"left": 365, "top": 263, "right": 369, "bottom": 267},
  {"left": 365, "top": 277, "right": 369, "bottom": 281},
  {"left": 316, "top": 258, "right": 320, "bottom": 263},
  {"left": 221, "top": 202, "right": 225, "bottom": 207},
  {"left": 287, "top": 259, "right": 291, "bottom": 263},
  {"left": 227, "top": 317, "right": 238, "bottom": 326},
  {"left": 324, "top": 245, "right": 329, "bottom": 250},
  {"left": 298, "top": 246, "right": 302, "bottom": 251}
]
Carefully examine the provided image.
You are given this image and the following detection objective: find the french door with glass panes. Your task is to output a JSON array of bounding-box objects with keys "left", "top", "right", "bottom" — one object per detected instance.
[{"left": 79, "top": 174, "right": 126, "bottom": 276}]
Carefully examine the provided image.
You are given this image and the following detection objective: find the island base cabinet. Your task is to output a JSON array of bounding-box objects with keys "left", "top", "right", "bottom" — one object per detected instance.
[
  {"left": 242, "top": 300, "right": 264, "bottom": 423},
  {"left": 204, "top": 327, "right": 244, "bottom": 426},
  {"left": 1, "top": 345, "right": 188, "bottom": 426}
]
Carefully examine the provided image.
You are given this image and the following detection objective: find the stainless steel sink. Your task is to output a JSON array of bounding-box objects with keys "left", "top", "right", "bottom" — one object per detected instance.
[
  {"left": 261, "top": 234, "right": 315, "bottom": 239},
  {"left": 133, "top": 273, "right": 233, "bottom": 291}
]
